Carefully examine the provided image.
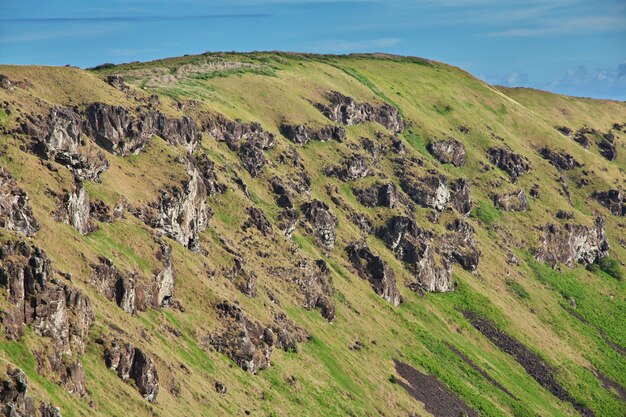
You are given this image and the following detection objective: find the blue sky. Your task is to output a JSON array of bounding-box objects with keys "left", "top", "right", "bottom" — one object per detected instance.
[{"left": 1, "top": 0, "right": 625, "bottom": 100}]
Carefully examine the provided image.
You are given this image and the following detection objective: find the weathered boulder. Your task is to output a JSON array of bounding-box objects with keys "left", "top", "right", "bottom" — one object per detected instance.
[
  {"left": 346, "top": 242, "right": 402, "bottom": 305},
  {"left": 271, "top": 177, "right": 294, "bottom": 208},
  {"left": 301, "top": 200, "right": 337, "bottom": 249},
  {"left": 106, "top": 75, "right": 129, "bottom": 91},
  {"left": 354, "top": 183, "right": 398, "bottom": 208},
  {"left": 58, "top": 180, "right": 92, "bottom": 234},
  {"left": 209, "top": 302, "right": 273, "bottom": 374},
  {"left": 351, "top": 212, "right": 373, "bottom": 235},
  {"left": 58, "top": 361, "right": 87, "bottom": 397},
  {"left": 487, "top": 147, "right": 531, "bottom": 182},
  {"left": 493, "top": 190, "right": 528, "bottom": 212},
  {"left": 540, "top": 148, "right": 580, "bottom": 171},
  {"left": 21, "top": 107, "right": 83, "bottom": 158},
  {"left": 536, "top": 216, "right": 609, "bottom": 268},
  {"left": 592, "top": 189, "right": 626, "bottom": 216},
  {"left": 598, "top": 139, "right": 617, "bottom": 161},
  {"left": 325, "top": 154, "right": 370, "bottom": 181},
  {"left": 442, "top": 219, "right": 481, "bottom": 271},
  {"left": 0, "top": 367, "right": 36, "bottom": 417},
  {"left": 242, "top": 207, "right": 272, "bottom": 236},
  {"left": 428, "top": 139, "right": 466, "bottom": 167},
  {"left": 315, "top": 91, "right": 404, "bottom": 133},
  {"left": 280, "top": 123, "right": 346, "bottom": 145},
  {"left": 139, "top": 164, "right": 210, "bottom": 251},
  {"left": 401, "top": 174, "right": 450, "bottom": 213},
  {"left": 0, "top": 74, "right": 14, "bottom": 91},
  {"left": 0, "top": 167, "right": 40, "bottom": 237},
  {"left": 294, "top": 259, "right": 335, "bottom": 321},
  {"left": 104, "top": 340, "right": 159, "bottom": 402},
  {"left": 449, "top": 178, "right": 472, "bottom": 216}
]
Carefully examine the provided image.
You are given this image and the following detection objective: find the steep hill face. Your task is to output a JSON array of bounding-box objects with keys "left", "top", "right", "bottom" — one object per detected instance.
[{"left": 0, "top": 53, "right": 625, "bottom": 417}]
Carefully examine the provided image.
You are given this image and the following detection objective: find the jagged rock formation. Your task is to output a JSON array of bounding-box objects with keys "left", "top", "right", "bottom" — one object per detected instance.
[
  {"left": 275, "top": 208, "right": 298, "bottom": 236},
  {"left": 209, "top": 302, "right": 274, "bottom": 374},
  {"left": 90, "top": 257, "right": 138, "bottom": 314},
  {"left": 346, "top": 242, "right": 402, "bottom": 305},
  {"left": 57, "top": 180, "right": 92, "bottom": 234},
  {"left": 0, "top": 367, "right": 62, "bottom": 417},
  {"left": 428, "top": 139, "right": 466, "bottom": 167},
  {"left": 592, "top": 189, "right": 625, "bottom": 216},
  {"left": 401, "top": 174, "right": 450, "bottom": 213},
  {"left": 377, "top": 216, "right": 453, "bottom": 292},
  {"left": 157, "top": 115, "right": 197, "bottom": 153},
  {"left": 540, "top": 148, "right": 580, "bottom": 171},
  {"left": 193, "top": 153, "right": 227, "bottom": 196},
  {"left": 271, "top": 312, "right": 310, "bottom": 352},
  {"left": 104, "top": 340, "right": 159, "bottom": 402},
  {"left": 301, "top": 200, "right": 337, "bottom": 249},
  {"left": 449, "top": 178, "right": 472, "bottom": 216},
  {"left": 315, "top": 91, "right": 404, "bottom": 133},
  {"left": 154, "top": 243, "right": 175, "bottom": 307},
  {"left": 138, "top": 164, "right": 210, "bottom": 251},
  {"left": 280, "top": 123, "right": 346, "bottom": 145},
  {"left": 353, "top": 183, "right": 398, "bottom": 208},
  {"left": 493, "top": 190, "right": 529, "bottom": 212},
  {"left": 488, "top": 147, "right": 531, "bottom": 182},
  {"left": 242, "top": 207, "right": 272, "bottom": 236},
  {"left": 206, "top": 116, "right": 275, "bottom": 177},
  {"left": 536, "top": 216, "right": 609, "bottom": 268},
  {"left": 106, "top": 75, "right": 129, "bottom": 91},
  {"left": 442, "top": 219, "right": 481, "bottom": 272},
  {"left": 0, "top": 167, "right": 40, "bottom": 236},
  {"left": 325, "top": 154, "right": 370, "bottom": 181},
  {"left": 294, "top": 259, "right": 335, "bottom": 321}
]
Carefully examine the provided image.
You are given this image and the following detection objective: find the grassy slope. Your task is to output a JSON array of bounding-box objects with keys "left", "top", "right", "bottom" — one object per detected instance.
[{"left": 0, "top": 53, "right": 625, "bottom": 417}]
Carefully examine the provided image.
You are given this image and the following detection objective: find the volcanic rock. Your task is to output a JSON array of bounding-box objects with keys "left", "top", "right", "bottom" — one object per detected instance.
[
  {"left": 0, "top": 167, "right": 40, "bottom": 236},
  {"left": 487, "top": 147, "right": 531, "bottom": 182},
  {"left": 493, "top": 190, "right": 528, "bottom": 212},
  {"left": 301, "top": 200, "right": 337, "bottom": 249},
  {"left": 592, "top": 189, "right": 626, "bottom": 216},
  {"left": 428, "top": 139, "right": 466, "bottom": 167},
  {"left": 104, "top": 340, "right": 159, "bottom": 402},
  {"left": 346, "top": 242, "right": 402, "bottom": 305},
  {"left": 280, "top": 123, "right": 346, "bottom": 145}
]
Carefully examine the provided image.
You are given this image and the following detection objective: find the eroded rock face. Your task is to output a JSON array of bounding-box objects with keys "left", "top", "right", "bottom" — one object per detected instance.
[
  {"left": 593, "top": 189, "right": 626, "bottom": 216},
  {"left": 276, "top": 208, "right": 298, "bottom": 237},
  {"left": 58, "top": 180, "right": 92, "bottom": 234},
  {"left": 354, "top": 183, "right": 398, "bottom": 208},
  {"left": 377, "top": 216, "right": 453, "bottom": 292},
  {"left": 106, "top": 75, "right": 129, "bottom": 91},
  {"left": 104, "top": 340, "right": 159, "bottom": 402},
  {"left": 90, "top": 257, "right": 138, "bottom": 315},
  {"left": 294, "top": 259, "right": 335, "bottom": 321},
  {"left": 301, "top": 200, "right": 337, "bottom": 249},
  {"left": 157, "top": 115, "right": 198, "bottom": 153},
  {"left": 0, "top": 240, "right": 94, "bottom": 356},
  {"left": 193, "top": 154, "right": 226, "bottom": 197},
  {"left": 346, "top": 242, "right": 402, "bottom": 305},
  {"left": 493, "top": 190, "right": 528, "bottom": 212},
  {"left": 242, "top": 207, "right": 272, "bottom": 236},
  {"left": 325, "top": 154, "right": 370, "bottom": 181},
  {"left": 540, "top": 148, "right": 580, "bottom": 171},
  {"left": 280, "top": 123, "right": 346, "bottom": 145},
  {"left": 85, "top": 103, "right": 153, "bottom": 156},
  {"left": 139, "top": 164, "right": 210, "bottom": 251},
  {"left": 315, "top": 91, "right": 404, "bottom": 133},
  {"left": 209, "top": 302, "right": 273, "bottom": 374},
  {"left": 0, "top": 368, "right": 36, "bottom": 417},
  {"left": 487, "top": 147, "right": 531, "bottom": 182},
  {"left": 536, "top": 216, "right": 609, "bottom": 268},
  {"left": 0, "top": 167, "right": 40, "bottom": 237},
  {"left": 206, "top": 116, "right": 275, "bottom": 177},
  {"left": 449, "top": 178, "right": 472, "bottom": 216},
  {"left": 154, "top": 243, "right": 175, "bottom": 307},
  {"left": 442, "top": 219, "right": 480, "bottom": 272},
  {"left": 271, "top": 312, "right": 309, "bottom": 352},
  {"left": 401, "top": 174, "right": 450, "bottom": 213},
  {"left": 428, "top": 139, "right": 466, "bottom": 167}
]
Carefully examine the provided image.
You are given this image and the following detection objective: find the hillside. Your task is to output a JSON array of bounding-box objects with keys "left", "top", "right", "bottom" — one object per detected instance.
[{"left": 0, "top": 52, "right": 625, "bottom": 417}]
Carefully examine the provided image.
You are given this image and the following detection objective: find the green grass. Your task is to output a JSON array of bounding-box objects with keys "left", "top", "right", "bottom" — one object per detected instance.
[
  {"left": 505, "top": 278, "right": 530, "bottom": 299},
  {"left": 471, "top": 200, "right": 502, "bottom": 227}
]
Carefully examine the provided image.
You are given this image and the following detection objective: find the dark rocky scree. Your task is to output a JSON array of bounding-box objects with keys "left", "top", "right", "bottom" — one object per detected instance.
[
  {"left": 1, "top": 367, "right": 62, "bottom": 417},
  {"left": 353, "top": 182, "right": 398, "bottom": 208},
  {"left": 280, "top": 123, "right": 346, "bottom": 145},
  {"left": 0, "top": 167, "right": 40, "bottom": 237},
  {"left": 464, "top": 311, "right": 595, "bottom": 417},
  {"left": 104, "top": 340, "right": 159, "bottom": 402},
  {"left": 209, "top": 302, "right": 274, "bottom": 374},
  {"left": 568, "top": 126, "right": 617, "bottom": 161},
  {"left": 493, "top": 190, "right": 529, "bottom": 212},
  {"left": 325, "top": 154, "right": 370, "bottom": 182},
  {"left": 346, "top": 242, "right": 402, "bottom": 305},
  {"left": 20, "top": 106, "right": 110, "bottom": 182},
  {"left": 206, "top": 116, "right": 275, "bottom": 177},
  {"left": 487, "top": 147, "right": 531, "bottom": 182},
  {"left": 301, "top": 200, "right": 337, "bottom": 250},
  {"left": 242, "top": 207, "right": 272, "bottom": 236},
  {"left": 377, "top": 216, "right": 453, "bottom": 292},
  {"left": 137, "top": 164, "right": 210, "bottom": 251},
  {"left": 393, "top": 359, "right": 479, "bottom": 417},
  {"left": 271, "top": 312, "right": 310, "bottom": 352},
  {"left": 427, "top": 138, "right": 466, "bottom": 167},
  {"left": 315, "top": 91, "right": 405, "bottom": 133},
  {"left": 540, "top": 147, "right": 581, "bottom": 171},
  {"left": 593, "top": 189, "right": 626, "bottom": 216},
  {"left": 536, "top": 216, "right": 609, "bottom": 268},
  {"left": 275, "top": 208, "right": 298, "bottom": 237}
]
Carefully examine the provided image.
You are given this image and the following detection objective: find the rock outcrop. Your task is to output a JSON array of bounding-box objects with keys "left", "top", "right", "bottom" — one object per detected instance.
[
  {"left": 206, "top": 116, "right": 275, "bottom": 177},
  {"left": 377, "top": 216, "right": 453, "bottom": 292},
  {"left": 193, "top": 154, "right": 227, "bottom": 197},
  {"left": 294, "top": 259, "right": 335, "bottom": 321},
  {"left": 428, "top": 139, "right": 466, "bottom": 167},
  {"left": 242, "top": 207, "right": 272, "bottom": 236},
  {"left": 442, "top": 219, "right": 481, "bottom": 271},
  {"left": 154, "top": 243, "right": 175, "bottom": 307},
  {"left": 209, "top": 302, "right": 274, "bottom": 374},
  {"left": 449, "top": 178, "right": 472, "bottom": 216},
  {"left": 280, "top": 123, "right": 346, "bottom": 145},
  {"left": 0, "top": 367, "right": 61, "bottom": 417},
  {"left": 325, "top": 154, "right": 370, "bottom": 181},
  {"left": 401, "top": 174, "right": 450, "bottom": 213},
  {"left": 540, "top": 148, "right": 580, "bottom": 171},
  {"left": 104, "top": 340, "right": 159, "bottom": 402},
  {"left": 315, "top": 91, "right": 404, "bottom": 133},
  {"left": 90, "top": 257, "right": 138, "bottom": 315},
  {"left": 301, "top": 200, "right": 337, "bottom": 249},
  {"left": 139, "top": 164, "right": 210, "bottom": 251},
  {"left": 58, "top": 180, "right": 92, "bottom": 234},
  {"left": 346, "top": 242, "right": 402, "bottom": 305},
  {"left": 353, "top": 183, "right": 398, "bottom": 208},
  {"left": 0, "top": 167, "right": 40, "bottom": 237},
  {"left": 157, "top": 115, "right": 197, "bottom": 153},
  {"left": 271, "top": 312, "right": 310, "bottom": 352},
  {"left": 487, "top": 147, "right": 531, "bottom": 182},
  {"left": 536, "top": 216, "right": 609, "bottom": 268},
  {"left": 592, "top": 189, "right": 625, "bottom": 216},
  {"left": 493, "top": 190, "right": 528, "bottom": 212}
]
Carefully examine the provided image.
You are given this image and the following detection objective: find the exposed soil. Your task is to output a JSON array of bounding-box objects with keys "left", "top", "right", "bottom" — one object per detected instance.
[
  {"left": 463, "top": 311, "right": 595, "bottom": 417},
  {"left": 445, "top": 342, "right": 517, "bottom": 400},
  {"left": 393, "top": 359, "right": 479, "bottom": 417},
  {"left": 594, "top": 369, "right": 626, "bottom": 402}
]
